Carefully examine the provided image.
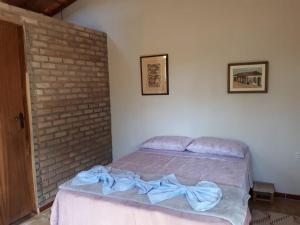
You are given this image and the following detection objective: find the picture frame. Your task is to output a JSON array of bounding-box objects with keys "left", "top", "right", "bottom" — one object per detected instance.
[
  {"left": 228, "top": 61, "right": 268, "bottom": 93},
  {"left": 140, "top": 54, "right": 169, "bottom": 95}
]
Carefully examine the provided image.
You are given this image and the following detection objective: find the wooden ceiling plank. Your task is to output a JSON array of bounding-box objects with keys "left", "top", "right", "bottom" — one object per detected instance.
[
  {"left": 47, "top": 0, "right": 77, "bottom": 16},
  {"left": 3, "top": 0, "right": 77, "bottom": 16},
  {"left": 2, "top": 0, "right": 27, "bottom": 8}
]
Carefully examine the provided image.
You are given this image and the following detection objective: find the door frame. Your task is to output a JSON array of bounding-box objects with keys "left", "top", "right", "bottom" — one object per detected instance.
[
  {"left": 0, "top": 19, "right": 38, "bottom": 216},
  {"left": 19, "top": 24, "right": 39, "bottom": 214}
]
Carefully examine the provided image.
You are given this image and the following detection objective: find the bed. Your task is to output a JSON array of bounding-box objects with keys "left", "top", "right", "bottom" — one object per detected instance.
[{"left": 51, "top": 145, "right": 252, "bottom": 225}]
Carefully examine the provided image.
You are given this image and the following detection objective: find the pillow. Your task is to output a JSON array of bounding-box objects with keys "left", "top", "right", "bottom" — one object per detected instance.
[
  {"left": 186, "top": 137, "right": 248, "bottom": 158},
  {"left": 141, "top": 136, "right": 193, "bottom": 152}
]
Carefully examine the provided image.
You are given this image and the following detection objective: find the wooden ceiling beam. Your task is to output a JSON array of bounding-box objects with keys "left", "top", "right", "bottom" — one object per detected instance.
[
  {"left": 47, "top": 0, "right": 77, "bottom": 16},
  {"left": 2, "top": 0, "right": 27, "bottom": 7},
  {"left": 3, "top": 0, "right": 77, "bottom": 16}
]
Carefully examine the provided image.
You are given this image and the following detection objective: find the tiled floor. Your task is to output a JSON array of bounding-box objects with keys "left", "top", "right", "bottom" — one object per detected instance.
[
  {"left": 19, "top": 197, "right": 299, "bottom": 225},
  {"left": 19, "top": 208, "right": 50, "bottom": 225},
  {"left": 249, "top": 197, "right": 300, "bottom": 217}
]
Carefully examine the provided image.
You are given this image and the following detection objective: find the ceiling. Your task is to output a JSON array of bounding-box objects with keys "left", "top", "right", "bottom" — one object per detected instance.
[{"left": 3, "top": 0, "right": 77, "bottom": 16}]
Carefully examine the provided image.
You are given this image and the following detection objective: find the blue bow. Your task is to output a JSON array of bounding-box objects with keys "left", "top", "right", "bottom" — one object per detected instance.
[{"left": 148, "top": 174, "right": 222, "bottom": 211}]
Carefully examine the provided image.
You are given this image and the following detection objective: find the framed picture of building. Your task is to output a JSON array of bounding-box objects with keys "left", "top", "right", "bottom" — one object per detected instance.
[
  {"left": 140, "top": 54, "right": 169, "bottom": 95},
  {"left": 228, "top": 61, "right": 268, "bottom": 93}
]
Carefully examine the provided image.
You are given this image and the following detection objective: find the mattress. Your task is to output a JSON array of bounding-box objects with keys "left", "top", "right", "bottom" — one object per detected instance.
[{"left": 51, "top": 149, "right": 252, "bottom": 225}]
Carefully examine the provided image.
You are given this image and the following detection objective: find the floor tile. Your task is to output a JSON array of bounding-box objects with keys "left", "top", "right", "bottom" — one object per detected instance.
[{"left": 20, "top": 209, "right": 50, "bottom": 225}]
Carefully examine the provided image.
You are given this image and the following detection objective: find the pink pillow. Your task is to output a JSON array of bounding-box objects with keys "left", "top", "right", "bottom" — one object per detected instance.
[
  {"left": 141, "top": 136, "right": 193, "bottom": 151},
  {"left": 186, "top": 137, "right": 248, "bottom": 158}
]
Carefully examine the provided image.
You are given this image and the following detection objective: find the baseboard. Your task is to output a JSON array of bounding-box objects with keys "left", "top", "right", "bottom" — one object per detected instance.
[
  {"left": 39, "top": 201, "right": 53, "bottom": 212},
  {"left": 274, "top": 192, "right": 300, "bottom": 200},
  {"left": 250, "top": 189, "right": 300, "bottom": 201}
]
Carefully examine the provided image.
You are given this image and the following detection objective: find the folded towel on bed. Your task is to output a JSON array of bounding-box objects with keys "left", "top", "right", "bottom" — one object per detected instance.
[
  {"left": 72, "top": 166, "right": 161, "bottom": 195},
  {"left": 71, "top": 166, "right": 117, "bottom": 195},
  {"left": 71, "top": 166, "right": 222, "bottom": 211},
  {"left": 107, "top": 170, "right": 161, "bottom": 194},
  {"left": 148, "top": 174, "right": 222, "bottom": 211}
]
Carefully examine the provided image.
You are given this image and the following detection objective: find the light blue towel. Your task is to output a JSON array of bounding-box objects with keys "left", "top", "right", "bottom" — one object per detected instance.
[
  {"left": 108, "top": 171, "right": 161, "bottom": 195},
  {"left": 71, "top": 166, "right": 115, "bottom": 194},
  {"left": 148, "top": 174, "right": 222, "bottom": 211},
  {"left": 71, "top": 166, "right": 222, "bottom": 211},
  {"left": 72, "top": 166, "right": 161, "bottom": 195}
]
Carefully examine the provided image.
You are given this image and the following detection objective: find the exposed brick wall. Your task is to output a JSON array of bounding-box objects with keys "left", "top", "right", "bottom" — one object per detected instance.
[{"left": 0, "top": 3, "right": 112, "bottom": 206}]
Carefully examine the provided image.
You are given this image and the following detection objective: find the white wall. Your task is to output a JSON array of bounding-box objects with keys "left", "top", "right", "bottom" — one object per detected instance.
[{"left": 59, "top": 0, "right": 300, "bottom": 195}]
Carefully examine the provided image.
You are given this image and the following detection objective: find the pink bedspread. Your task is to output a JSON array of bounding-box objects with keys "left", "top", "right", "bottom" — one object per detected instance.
[{"left": 51, "top": 149, "right": 252, "bottom": 225}]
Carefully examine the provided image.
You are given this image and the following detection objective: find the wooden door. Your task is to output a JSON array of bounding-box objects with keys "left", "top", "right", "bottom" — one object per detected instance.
[{"left": 0, "top": 20, "right": 35, "bottom": 225}]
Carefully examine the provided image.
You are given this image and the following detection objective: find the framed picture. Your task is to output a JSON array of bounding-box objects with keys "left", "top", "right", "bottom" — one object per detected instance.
[
  {"left": 140, "top": 54, "right": 169, "bottom": 95},
  {"left": 228, "top": 61, "right": 268, "bottom": 93}
]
